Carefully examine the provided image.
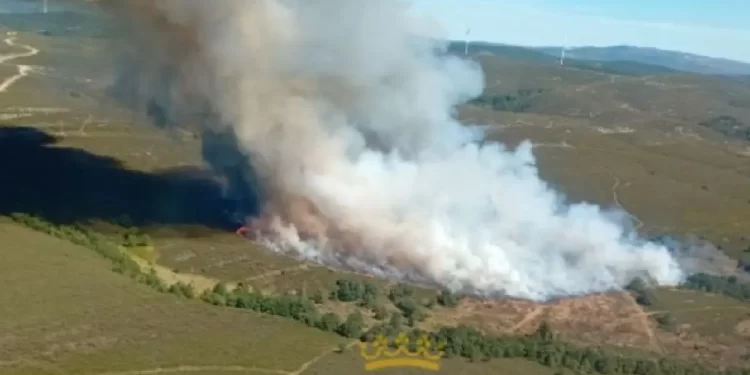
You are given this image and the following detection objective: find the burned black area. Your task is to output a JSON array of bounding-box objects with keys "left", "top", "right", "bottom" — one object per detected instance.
[
  {"left": 104, "top": 37, "right": 266, "bottom": 227},
  {"left": 0, "top": 126, "right": 249, "bottom": 233}
]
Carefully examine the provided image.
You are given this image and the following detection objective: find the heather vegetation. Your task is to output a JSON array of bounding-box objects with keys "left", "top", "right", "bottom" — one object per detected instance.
[
  {"left": 469, "top": 88, "right": 544, "bottom": 112},
  {"left": 9, "top": 213, "right": 750, "bottom": 375}
]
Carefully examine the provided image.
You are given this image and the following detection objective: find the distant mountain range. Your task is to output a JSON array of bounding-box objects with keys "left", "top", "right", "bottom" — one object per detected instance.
[
  {"left": 449, "top": 41, "right": 750, "bottom": 77},
  {"left": 448, "top": 41, "right": 681, "bottom": 77},
  {"left": 534, "top": 45, "right": 750, "bottom": 76}
]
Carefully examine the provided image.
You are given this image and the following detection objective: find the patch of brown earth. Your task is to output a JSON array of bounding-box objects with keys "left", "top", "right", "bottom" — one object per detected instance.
[
  {"left": 426, "top": 291, "right": 750, "bottom": 368},
  {"left": 430, "top": 292, "right": 652, "bottom": 349},
  {"left": 736, "top": 319, "right": 750, "bottom": 337}
]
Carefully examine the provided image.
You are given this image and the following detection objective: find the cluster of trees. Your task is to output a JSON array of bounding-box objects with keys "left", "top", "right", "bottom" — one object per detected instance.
[
  {"left": 698, "top": 115, "right": 750, "bottom": 141},
  {"left": 387, "top": 283, "right": 426, "bottom": 325},
  {"left": 12, "top": 213, "right": 750, "bottom": 374},
  {"left": 121, "top": 227, "right": 152, "bottom": 248},
  {"left": 330, "top": 279, "right": 379, "bottom": 305},
  {"left": 436, "top": 288, "right": 462, "bottom": 307},
  {"left": 202, "top": 282, "right": 367, "bottom": 338},
  {"left": 10, "top": 213, "right": 197, "bottom": 299},
  {"left": 328, "top": 279, "right": 464, "bottom": 326},
  {"left": 626, "top": 273, "right": 750, "bottom": 306},
  {"left": 681, "top": 273, "right": 750, "bottom": 302},
  {"left": 361, "top": 323, "right": 749, "bottom": 375},
  {"left": 10, "top": 213, "right": 143, "bottom": 277},
  {"left": 469, "top": 88, "right": 544, "bottom": 112}
]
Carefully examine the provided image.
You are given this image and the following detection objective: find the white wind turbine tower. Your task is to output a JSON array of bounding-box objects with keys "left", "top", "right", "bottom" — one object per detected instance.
[
  {"left": 43, "top": 0, "right": 48, "bottom": 14},
  {"left": 560, "top": 36, "right": 568, "bottom": 65},
  {"left": 464, "top": 28, "right": 471, "bottom": 56}
]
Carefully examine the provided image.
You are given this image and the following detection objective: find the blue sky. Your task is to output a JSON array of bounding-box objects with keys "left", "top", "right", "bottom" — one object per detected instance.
[{"left": 411, "top": 0, "right": 750, "bottom": 63}]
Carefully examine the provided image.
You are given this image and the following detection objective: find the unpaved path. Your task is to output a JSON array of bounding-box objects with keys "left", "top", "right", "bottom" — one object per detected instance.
[
  {"left": 290, "top": 340, "right": 357, "bottom": 375},
  {"left": 510, "top": 306, "right": 546, "bottom": 333},
  {"left": 621, "top": 292, "right": 662, "bottom": 353},
  {"left": 95, "top": 365, "right": 287, "bottom": 375},
  {"left": 609, "top": 174, "right": 645, "bottom": 229},
  {"left": 0, "top": 37, "right": 39, "bottom": 92},
  {"left": 242, "top": 264, "right": 309, "bottom": 283},
  {"left": 129, "top": 251, "right": 227, "bottom": 294},
  {"left": 91, "top": 341, "right": 356, "bottom": 375}
]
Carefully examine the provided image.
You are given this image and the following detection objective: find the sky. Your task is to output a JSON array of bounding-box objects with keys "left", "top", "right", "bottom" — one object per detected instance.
[{"left": 411, "top": 0, "right": 750, "bottom": 63}]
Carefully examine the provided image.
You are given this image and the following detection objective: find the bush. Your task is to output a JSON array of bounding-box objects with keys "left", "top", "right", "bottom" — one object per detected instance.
[
  {"left": 626, "top": 277, "right": 656, "bottom": 306},
  {"left": 372, "top": 304, "right": 388, "bottom": 320},
  {"left": 655, "top": 313, "right": 676, "bottom": 332},
  {"left": 169, "top": 282, "right": 195, "bottom": 299},
  {"left": 337, "top": 311, "right": 364, "bottom": 338},
  {"left": 388, "top": 283, "right": 414, "bottom": 302},
  {"left": 436, "top": 289, "right": 461, "bottom": 307}
]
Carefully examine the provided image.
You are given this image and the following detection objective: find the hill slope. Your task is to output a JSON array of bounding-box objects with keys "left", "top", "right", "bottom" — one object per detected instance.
[
  {"left": 450, "top": 41, "right": 681, "bottom": 76},
  {"left": 0, "top": 219, "right": 346, "bottom": 375},
  {"left": 534, "top": 45, "right": 750, "bottom": 76}
]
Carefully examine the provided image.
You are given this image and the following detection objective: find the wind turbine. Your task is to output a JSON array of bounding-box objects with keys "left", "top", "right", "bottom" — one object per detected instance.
[
  {"left": 43, "top": 0, "right": 48, "bottom": 14},
  {"left": 560, "top": 36, "right": 568, "bottom": 65},
  {"left": 464, "top": 28, "right": 471, "bottom": 56}
]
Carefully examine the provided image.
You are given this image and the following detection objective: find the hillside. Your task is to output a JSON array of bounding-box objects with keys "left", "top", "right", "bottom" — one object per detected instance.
[
  {"left": 534, "top": 45, "right": 750, "bottom": 76},
  {"left": 449, "top": 41, "right": 680, "bottom": 76},
  {"left": 1, "top": 4, "right": 750, "bottom": 375}
]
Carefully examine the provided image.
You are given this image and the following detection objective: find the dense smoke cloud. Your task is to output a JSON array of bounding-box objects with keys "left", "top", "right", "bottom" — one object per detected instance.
[{"left": 100, "top": 0, "right": 685, "bottom": 300}]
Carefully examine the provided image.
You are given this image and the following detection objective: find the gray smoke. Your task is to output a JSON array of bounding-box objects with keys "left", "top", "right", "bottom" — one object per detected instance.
[{"left": 102, "top": 0, "right": 685, "bottom": 301}]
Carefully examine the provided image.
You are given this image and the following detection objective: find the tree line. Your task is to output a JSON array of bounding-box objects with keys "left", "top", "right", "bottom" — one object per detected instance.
[
  {"left": 626, "top": 273, "right": 750, "bottom": 307},
  {"left": 468, "top": 88, "right": 544, "bottom": 112},
  {"left": 9, "top": 213, "right": 750, "bottom": 375}
]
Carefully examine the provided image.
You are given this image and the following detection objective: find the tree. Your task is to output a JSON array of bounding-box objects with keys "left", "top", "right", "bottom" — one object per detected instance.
[
  {"left": 436, "top": 289, "right": 460, "bottom": 307},
  {"left": 334, "top": 279, "right": 363, "bottom": 302},
  {"left": 595, "top": 357, "right": 616, "bottom": 374},
  {"left": 311, "top": 290, "right": 324, "bottom": 304},
  {"left": 389, "top": 312, "right": 403, "bottom": 330},
  {"left": 626, "top": 277, "right": 655, "bottom": 306},
  {"left": 359, "top": 292, "right": 377, "bottom": 309},
  {"left": 317, "top": 313, "right": 342, "bottom": 332},
  {"left": 338, "top": 311, "right": 364, "bottom": 338},
  {"left": 372, "top": 304, "right": 388, "bottom": 320},
  {"left": 388, "top": 283, "right": 414, "bottom": 302},
  {"left": 534, "top": 321, "right": 555, "bottom": 341},
  {"left": 212, "top": 282, "right": 229, "bottom": 296}
]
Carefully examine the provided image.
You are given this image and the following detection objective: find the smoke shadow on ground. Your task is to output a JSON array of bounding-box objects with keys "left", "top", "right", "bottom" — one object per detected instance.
[{"left": 0, "top": 125, "right": 249, "bottom": 235}]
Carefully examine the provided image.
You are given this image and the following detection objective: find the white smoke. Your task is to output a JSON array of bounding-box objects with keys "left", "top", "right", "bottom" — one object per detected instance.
[{"left": 120, "top": 0, "right": 685, "bottom": 301}]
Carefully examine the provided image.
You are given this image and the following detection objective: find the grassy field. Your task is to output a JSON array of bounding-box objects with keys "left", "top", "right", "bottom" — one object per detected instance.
[
  {"left": 2, "top": 12, "right": 750, "bottom": 373},
  {"left": 305, "top": 352, "right": 560, "bottom": 375},
  {"left": 647, "top": 288, "right": 750, "bottom": 337},
  {"left": 0, "top": 216, "right": 553, "bottom": 375},
  {"left": 0, "top": 219, "right": 350, "bottom": 375}
]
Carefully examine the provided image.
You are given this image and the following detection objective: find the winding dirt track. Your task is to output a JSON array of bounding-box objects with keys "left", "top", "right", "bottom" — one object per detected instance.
[
  {"left": 92, "top": 340, "right": 358, "bottom": 375},
  {"left": 609, "top": 173, "right": 645, "bottom": 229},
  {"left": 0, "top": 37, "right": 39, "bottom": 92}
]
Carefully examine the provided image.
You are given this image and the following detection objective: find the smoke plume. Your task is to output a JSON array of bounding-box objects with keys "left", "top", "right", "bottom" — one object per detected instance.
[{"left": 100, "top": 0, "right": 685, "bottom": 300}]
